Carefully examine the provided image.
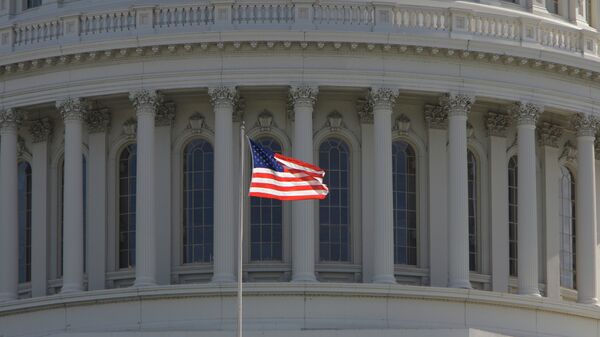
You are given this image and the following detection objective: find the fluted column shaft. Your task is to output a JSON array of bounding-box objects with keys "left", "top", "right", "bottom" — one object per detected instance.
[
  {"left": 444, "top": 94, "right": 473, "bottom": 289},
  {"left": 290, "top": 85, "right": 318, "bottom": 282},
  {"left": 210, "top": 86, "right": 237, "bottom": 283},
  {"left": 57, "top": 99, "right": 85, "bottom": 293},
  {"left": 573, "top": 113, "right": 598, "bottom": 304},
  {"left": 130, "top": 90, "right": 161, "bottom": 287},
  {"left": 0, "top": 109, "right": 21, "bottom": 301},
  {"left": 371, "top": 88, "right": 397, "bottom": 284},
  {"left": 513, "top": 102, "right": 541, "bottom": 296}
]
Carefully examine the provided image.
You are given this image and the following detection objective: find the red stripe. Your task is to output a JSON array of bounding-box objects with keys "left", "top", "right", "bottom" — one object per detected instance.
[
  {"left": 250, "top": 182, "right": 328, "bottom": 192},
  {"left": 252, "top": 172, "right": 321, "bottom": 183},
  {"left": 284, "top": 168, "right": 324, "bottom": 179},
  {"left": 274, "top": 153, "right": 324, "bottom": 173},
  {"left": 249, "top": 192, "right": 327, "bottom": 200}
]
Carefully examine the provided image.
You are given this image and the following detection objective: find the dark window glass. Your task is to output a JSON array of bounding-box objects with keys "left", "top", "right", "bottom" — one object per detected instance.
[
  {"left": 319, "top": 138, "right": 350, "bottom": 262},
  {"left": 559, "top": 165, "right": 576, "bottom": 289},
  {"left": 183, "top": 139, "right": 214, "bottom": 264},
  {"left": 468, "top": 150, "right": 479, "bottom": 272},
  {"left": 119, "top": 144, "right": 137, "bottom": 269},
  {"left": 18, "top": 162, "right": 32, "bottom": 283},
  {"left": 26, "top": 0, "right": 42, "bottom": 9},
  {"left": 508, "top": 156, "right": 518, "bottom": 277},
  {"left": 250, "top": 137, "right": 283, "bottom": 261},
  {"left": 586, "top": 0, "right": 592, "bottom": 24},
  {"left": 392, "top": 140, "right": 417, "bottom": 265}
]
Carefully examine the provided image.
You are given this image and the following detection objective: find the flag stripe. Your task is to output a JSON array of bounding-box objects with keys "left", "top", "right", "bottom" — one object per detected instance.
[
  {"left": 251, "top": 177, "right": 326, "bottom": 187},
  {"left": 249, "top": 191, "right": 327, "bottom": 200},
  {"left": 274, "top": 153, "right": 325, "bottom": 175},
  {"left": 252, "top": 168, "right": 323, "bottom": 183},
  {"left": 249, "top": 187, "right": 328, "bottom": 197},
  {"left": 250, "top": 182, "right": 328, "bottom": 191}
]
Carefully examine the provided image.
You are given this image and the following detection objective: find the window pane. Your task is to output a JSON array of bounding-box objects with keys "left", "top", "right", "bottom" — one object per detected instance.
[
  {"left": 467, "top": 150, "right": 479, "bottom": 272},
  {"left": 18, "top": 162, "right": 32, "bottom": 283},
  {"left": 508, "top": 156, "right": 518, "bottom": 277},
  {"left": 119, "top": 144, "right": 137, "bottom": 268},
  {"left": 392, "top": 140, "right": 417, "bottom": 265},
  {"left": 559, "top": 166, "right": 576, "bottom": 289}
]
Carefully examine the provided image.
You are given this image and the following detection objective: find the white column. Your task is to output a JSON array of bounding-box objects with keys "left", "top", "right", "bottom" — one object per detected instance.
[
  {"left": 290, "top": 85, "right": 318, "bottom": 282},
  {"left": 155, "top": 103, "right": 175, "bottom": 285},
  {"left": 424, "top": 105, "right": 449, "bottom": 287},
  {"left": 370, "top": 88, "right": 398, "bottom": 284},
  {"left": 572, "top": 113, "right": 598, "bottom": 304},
  {"left": 0, "top": 109, "right": 22, "bottom": 301},
  {"left": 486, "top": 112, "right": 510, "bottom": 293},
  {"left": 540, "top": 122, "right": 562, "bottom": 300},
  {"left": 86, "top": 108, "right": 110, "bottom": 290},
  {"left": 57, "top": 98, "right": 86, "bottom": 293},
  {"left": 130, "top": 89, "right": 162, "bottom": 287},
  {"left": 209, "top": 86, "right": 237, "bottom": 283},
  {"left": 30, "top": 118, "right": 53, "bottom": 297},
  {"left": 442, "top": 93, "right": 473, "bottom": 289},
  {"left": 511, "top": 102, "right": 542, "bottom": 296},
  {"left": 358, "top": 99, "right": 375, "bottom": 282}
]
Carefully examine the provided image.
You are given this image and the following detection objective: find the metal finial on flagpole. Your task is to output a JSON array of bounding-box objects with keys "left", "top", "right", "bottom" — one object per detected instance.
[{"left": 237, "top": 121, "right": 246, "bottom": 337}]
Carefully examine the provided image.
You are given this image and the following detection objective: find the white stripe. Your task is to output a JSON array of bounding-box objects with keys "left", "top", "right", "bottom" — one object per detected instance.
[
  {"left": 252, "top": 168, "right": 323, "bottom": 183},
  {"left": 249, "top": 187, "right": 329, "bottom": 197},
  {"left": 250, "top": 177, "right": 325, "bottom": 187},
  {"left": 274, "top": 157, "right": 324, "bottom": 176}
]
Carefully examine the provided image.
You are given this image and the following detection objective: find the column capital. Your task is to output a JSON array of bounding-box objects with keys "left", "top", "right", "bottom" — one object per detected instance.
[
  {"left": 439, "top": 93, "right": 474, "bottom": 118},
  {"left": 86, "top": 107, "right": 111, "bottom": 133},
  {"left": 424, "top": 104, "right": 448, "bottom": 129},
  {"left": 356, "top": 98, "right": 373, "bottom": 124},
  {"left": 369, "top": 87, "right": 398, "bottom": 110},
  {"left": 571, "top": 113, "right": 598, "bottom": 137},
  {"left": 0, "top": 108, "right": 24, "bottom": 130},
  {"left": 289, "top": 84, "right": 318, "bottom": 107},
  {"left": 486, "top": 111, "right": 510, "bottom": 137},
  {"left": 538, "top": 122, "right": 563, "bottom": 148},
  {"left": 209, "top": 86, "right": 238, "bottom": 108},
  {"left": 155, "top": 101, "right": 176, "bottom": 127},
  {"left": 30, "top": 117, "right": 54, "bottom": 143},
  {"left": 129, "top": 89, "right": 163, "bottom": 114},
  {"left": 57, "top": 97, "right": 86, "bottom": 122},
  {"left": 510, "top": 102, "right": 543, "bottom": 126}
]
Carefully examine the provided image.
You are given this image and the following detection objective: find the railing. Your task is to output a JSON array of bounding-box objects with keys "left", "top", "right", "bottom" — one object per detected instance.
[{"left": 1, "top": 1, "right": 598, "bottom": 60}]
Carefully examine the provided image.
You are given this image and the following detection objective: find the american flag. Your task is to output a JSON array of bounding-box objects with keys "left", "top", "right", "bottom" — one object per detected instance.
[{"left": 248, "top": 138, "right": 329, "bottom": 200}]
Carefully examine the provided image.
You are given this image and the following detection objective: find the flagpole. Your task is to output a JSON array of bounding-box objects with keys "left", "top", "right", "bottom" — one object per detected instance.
[{"left": 237, "top": 121, "right": 245, "bottom": 337}]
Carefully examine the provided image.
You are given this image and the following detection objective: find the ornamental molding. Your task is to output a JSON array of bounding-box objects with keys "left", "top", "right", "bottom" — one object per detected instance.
[
  {"left": 122, "top": 118, "right": 137, "bottom": 138},
  {"left": 466, "top": 121, "right": 475, "bottom": 139},
  {"left": 439, "top": 93, "right": 473, "bottom": 118},
  {"left": 86, "top": 104, "right": 111, "bottom": 133},
  {"left": 255, "top": 110, "right": 275, "bottom": 131},
  {"left": 208, "top": 86, "right": 238, "bottom": 108},
  {"left": 129, "top": 89, "right": 163, "bottom": 113},
  {"left": 325, "top": 111, "right": 344, "bottom": 131},
  {"left": 486, "top": 111, "right": 510, "bottom": 137},
  {"left": 356, "top": 98, "right": 373, "bottom": 124},
  {"left": 29, "top": 117, "right": 53, "bottom": 143},
  {"left": 510, "top": 102, "right": 543, "bottom": 126},
  {"left": 56, "top": 97, "right": 86, "bottom": 122},
  {"left": 424, "top": 104, "right": 448, "bottom": 129},
  {"left": 233, "top": 97, "right": 246, "bottom": 123},
  {"left": 17, "top": 135, "right": 29, "bottom": 157},
  {"left": 595, "top": 136, "right": 600, "bottom": 158},
  {"left": 369, "top": 87, "right": 398, "bottom": 109},
  {"left": 560, "top": 140, "right": 577, "bottom": 164},
  {"left": 393, "top": 114, "right": 411, "bottom": 134},
  {"left": 156, "top": 101, "right": 176, "bottom": 127},
  {"left": 0, "top": 108, "right": 24, "bottom": 129},
  {"left": 188, "top": 112, "right": 213, "bottom": 134},
  {"left": 289, "top": 85, "right": 318, "bottom": 108},
  {"left": 571, "top": 113, "right": 598, "bottom": 137},
  {"left": 538, "top": 122, "right": 563, "bottom": 148}
]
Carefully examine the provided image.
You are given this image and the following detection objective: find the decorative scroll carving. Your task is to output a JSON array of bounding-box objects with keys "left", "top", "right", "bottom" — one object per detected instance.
[
  {"left": 424, "top": 104, "right": 447, "bottom": 129},
  {"left": 486, "top": 111, "right": 510, "bottom": 137},
  {"left": 86, "top": 106, "right": 111, "bottom": 133},
  {"left": 560, "top": 140, "right": 577, "bottom": 164},
  {"left": 0, "top": 108, "right": 24, "bottom": 129},
  {"left": 394, "top": 114, "right": 411, "bottom": 134},
  {"left": 208, "top": 86, "right": 238, "bottom": 108},
  {"left": 356, "top": 98, "right": 373, "bottom": 124},
  {"left": 257, "top": 110, "right": 274, "bottom": 131},
  {"left": 369, "top": 87, "right": 398, "bottom": 109},
  {"left": 510, "top": 102, "right": 543, "bottom": 126},
  {"left": 156, "top": 101, "right": 176, "bottom": 127},
  {"left": 56, "top": 97, "right": 86, "bottom": 121},
  {"left": 17, "top": 135, "right": 29, "bottom": 157},
  {"left": 571, "top": 113, "right": 598, "bottom": 137},
  {"left": 233, "top": 97, "right": 245, "bottom": 123},
  {"left": 538, "top": 122, "right": 563, "bottom": 148},
  {"left": 30, "top": 117, "right": 53, "bottom": 143},
  {"left": 467, "top": 121, "right": 474, "bottom": 138},
  {"left": 289, "top": 85, "right": 318, "bottom": 107},
  {"left": 439, "top": 93, "right": 473, "bottom": 117},
  {"left": 122, "top": 118, "right": 137, "bottom": 137},
  {"left": 326, "top": 111, "right": 344, "bottom": 131},
  {"left": 129, "top": 89, "right": 163, "bottom": 113}
]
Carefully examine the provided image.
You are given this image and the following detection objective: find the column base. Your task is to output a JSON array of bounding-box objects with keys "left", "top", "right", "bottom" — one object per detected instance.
[
  {"left": 291, "top": 272, "right": 317, "bottom": 282},
  {"left": 0, "top": 292, "right": 17, "bottom": 302},
  {"left": 61, "top": 283, "right": 83, "bottom": 294},
  {"left": 518, "top": 288, "right": 541, "bottom": 296},
  {"left": 372, "top": 274, "right": 397, "bottom": 284},
  {"left": 211, "top": 273, "right": 236, "bottom": 283},
  {"left": 448, "top": 279, "right": 472, "bottom": 289},
  {"left": 577, "top": 297, "right": 599, "bottom": 305},
  {"left": 133, "top": 277, "right": 157, "bottom": 287}
]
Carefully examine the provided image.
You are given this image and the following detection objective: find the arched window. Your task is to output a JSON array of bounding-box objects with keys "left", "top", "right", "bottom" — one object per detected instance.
[
  {"left": 319, "top": 138, "right": 350, "bottom": 262},
  {"left": 118, "top": 144, "right": 137, "bottom": 269},
  {"left": 392, "top": 140, "right": 417, "bottom": 266},
  {"left": 182, "top": 139, "right": 214, "bottom": 264},
  {"left": 508, "top": 156, "right": 518, "bottom": 277},
  {"left": 467, "top": 150, "right": 479, "bottom": 272},
  {"left": 18, "top": 161, "right": 32, "bottom": 283},
  {"left": 559, "top": 165, "right": 576, "bottom": 289},
  {"left": 59, "top": 156, "right": 87, "bottom": 275},
  {"left": 250, "top": 137, "right": 283, "bottom": 261}
]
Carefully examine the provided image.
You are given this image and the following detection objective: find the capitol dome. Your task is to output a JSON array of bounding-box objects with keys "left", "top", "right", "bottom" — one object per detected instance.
[{"left": 1, "top": 0, "right": 600, "bottom": 336}]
